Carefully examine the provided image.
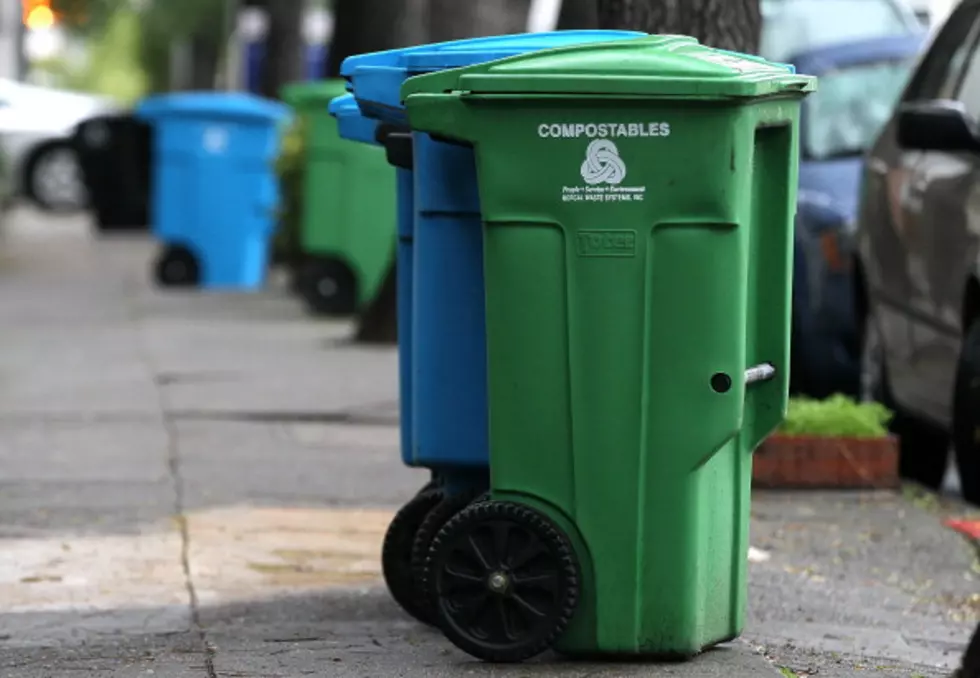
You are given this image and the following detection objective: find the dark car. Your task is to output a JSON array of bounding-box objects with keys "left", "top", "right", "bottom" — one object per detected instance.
[
  {"left": 789, "top": 35, "right": 924, "bottom": 398},
  {"left": 855, "top": 0, "right": 980, "bottom": 504}
]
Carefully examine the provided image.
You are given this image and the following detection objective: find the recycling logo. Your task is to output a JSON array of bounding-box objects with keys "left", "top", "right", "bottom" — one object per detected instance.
[{"left": 580, "top": 139, "right": 626, "bottom": 186}]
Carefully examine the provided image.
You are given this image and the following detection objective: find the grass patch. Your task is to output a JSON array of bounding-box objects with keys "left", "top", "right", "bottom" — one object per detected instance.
[{"left": 778, "top": 394, "right": 892, "bottom": 438}]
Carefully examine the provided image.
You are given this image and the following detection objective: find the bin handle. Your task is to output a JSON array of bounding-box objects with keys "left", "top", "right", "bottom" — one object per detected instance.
[{"left": 744, "top": 362, "right": 776, "bottom": 386}]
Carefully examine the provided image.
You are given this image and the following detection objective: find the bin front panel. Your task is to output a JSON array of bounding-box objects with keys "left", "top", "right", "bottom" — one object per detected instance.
[{"left": 411, "top": 133, "right": 487, "bottom": 469}]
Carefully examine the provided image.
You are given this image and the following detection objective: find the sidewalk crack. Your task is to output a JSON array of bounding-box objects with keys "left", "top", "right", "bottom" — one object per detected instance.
[
  {"left": 126, "top": 284, "right": 217, "bottom": 678},
  {"left": 166, "top": 410, "right": 217, "bottom": 678}
]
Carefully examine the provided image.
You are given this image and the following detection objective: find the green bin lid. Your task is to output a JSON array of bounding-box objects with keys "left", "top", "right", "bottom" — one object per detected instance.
[
  {"left": 401, "top": 35, "right": 816, "bottom": 100},
  {"left": 281, "top": 79, "right": 348, "bottom": 107}
]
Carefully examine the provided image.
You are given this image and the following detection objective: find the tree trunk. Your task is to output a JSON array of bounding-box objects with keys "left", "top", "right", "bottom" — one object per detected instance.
[
  {"left": 325, "top": 0, "right": 424, "bottom": 78},
  {"left": 338, "top": 0, "right": 532, "bottom": 344},
  {"left": 427, "top": 0, "right": 530, "bottom": 40},
  {"left": 596, "top": 0, "right": 761, "bottom": 54},
  {"left": 557, "top": 0, "right": 599, "bottom": 29},
  {"left": 261, "top": 0, "right": 307, "bottom": 98},
  {"left": 323, "top": 0, "right": 422, "bottom": 343},
  {"left": 189, "top": 33, "right": 221, "bottom": 88}
]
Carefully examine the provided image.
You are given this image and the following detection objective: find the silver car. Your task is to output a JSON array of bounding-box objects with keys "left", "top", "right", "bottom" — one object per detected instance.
[
  {"left": 855, "top": 0, "right": 980, "bottom": 504},
  {"left": 0, "top": 79, "right": 119, "bottom": 212}
]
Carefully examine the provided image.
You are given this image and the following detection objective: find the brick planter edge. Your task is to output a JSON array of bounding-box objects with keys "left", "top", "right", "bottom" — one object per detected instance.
[{"left": 753, "top": 433, "right": 900, "bottom": 490}]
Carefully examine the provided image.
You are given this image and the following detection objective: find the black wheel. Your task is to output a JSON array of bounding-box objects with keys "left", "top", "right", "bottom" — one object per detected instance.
[
  {"left": 381, "top": 488, "right": 443, "bottom": 624},
  {"left": 862, "top": 311, "right": 949, "bottom": 488},
  {"left": 954, "top": 320, "right": 980, "bottom": 505},
  {"left": 425, "top": 501, "right": 580, "bottom": 663},
  {"left": 153, "top": 245, "right": 200, "bottom": 288},
  {"left": 410, "top": 489, "right": 484, "bottom": 622},
  {"left": 296, "top": 257, "right": 357, "bottom": 316}
]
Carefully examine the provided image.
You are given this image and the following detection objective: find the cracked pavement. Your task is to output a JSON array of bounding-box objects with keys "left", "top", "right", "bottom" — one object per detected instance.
[{"left": 0, "top": 209, "right": 976, "bottom": 677}]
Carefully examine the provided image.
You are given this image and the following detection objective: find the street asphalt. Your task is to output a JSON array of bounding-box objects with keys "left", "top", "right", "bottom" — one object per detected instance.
[{"left": 0, "top": 207, "right": 977, "bottom": 677}]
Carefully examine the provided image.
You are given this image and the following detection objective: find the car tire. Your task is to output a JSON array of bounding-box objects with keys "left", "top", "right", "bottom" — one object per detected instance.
[
  {"left": 953, "top": 320, "right": 980, "bottom": 506},
  {"left": 790, "top": 313, "right": 808, "bottom": 395},
  {"left": 23, "top": 140, "right": 87, "bottom": 213},
  {"left": 861, "top": 311, "right": 949, "bottom": 489}
]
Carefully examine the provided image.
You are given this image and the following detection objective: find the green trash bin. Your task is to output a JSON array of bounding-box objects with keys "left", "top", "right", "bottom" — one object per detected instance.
[
  {"left": 403, "top": 36, "right": 815, "bottom": 662},
  {"left": 281, "top": 80, "right": 396, "bottom": 316}
]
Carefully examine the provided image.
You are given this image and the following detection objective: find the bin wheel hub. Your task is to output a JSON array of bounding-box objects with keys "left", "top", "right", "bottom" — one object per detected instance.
[
  {"left": 487, "top": 571, "right": 510, "bottom": 594},
  {"left": 428, "top": 501, "right": 579, "bottom": 662},
  {"left": 316, "top": 278, "right": 338, "bottom": 298}
]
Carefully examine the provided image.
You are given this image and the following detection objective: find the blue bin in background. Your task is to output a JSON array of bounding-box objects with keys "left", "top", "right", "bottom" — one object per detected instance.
[
  {"left": 136, "top": 92, "right": 290, "bottom": 290},
  {"left": 341, "top": 31, "right": 646, "bottom": 494}
]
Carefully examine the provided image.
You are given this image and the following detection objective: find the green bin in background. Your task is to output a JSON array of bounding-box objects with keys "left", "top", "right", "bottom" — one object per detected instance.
[
  {"left": 403, "top": 36, "right": 815, "bottom": 662},
  {"left": 281, "top": 80, "right": 396, "bottom": 316}
]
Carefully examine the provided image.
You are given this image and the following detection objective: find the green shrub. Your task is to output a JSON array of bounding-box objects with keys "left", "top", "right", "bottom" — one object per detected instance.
[
  {"left": 273, "top": 115, "right": 306, "bottom": 265},
  {"left": 777, "top": 394, "right": 893, "bottom": 438}
]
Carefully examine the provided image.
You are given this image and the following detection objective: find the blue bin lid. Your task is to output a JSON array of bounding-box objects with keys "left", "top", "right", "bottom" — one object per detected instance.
[
  {"left": 136, "top": 91, "right": 291, "bottom": 124},
  {"left": 341, "top": 30, "right": 645, "bottom": 123},
  {"left": 327, "top": 93, "right": 380, "bottom": 145}
]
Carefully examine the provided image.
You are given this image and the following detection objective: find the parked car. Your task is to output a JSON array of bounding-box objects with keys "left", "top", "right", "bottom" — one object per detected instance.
[
  {"left": 855, "top": 0, "right": 980, "bottom": 504},
  {"left": 0, "top": 79, "right": 119, "bottom": 212},
  {"left": 789, "top": 34, "right": 924, "bottom": 398},
  {"left": 760, "top": 0, "right": 923, "bottom": 63}
]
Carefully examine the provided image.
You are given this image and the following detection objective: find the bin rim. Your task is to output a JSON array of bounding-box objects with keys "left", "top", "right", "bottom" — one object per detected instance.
[
  {"left": 327, "top": 92, "right": 364, "bottom": 118},
  {"left": 400, "top": 35, "right": 815, "bottom": 101},
  {"left": 340, "top": 30, "right": 645, "bottom": 79},
  {"left": 135, "top": 91, "right": 291, "bottom": 124}
]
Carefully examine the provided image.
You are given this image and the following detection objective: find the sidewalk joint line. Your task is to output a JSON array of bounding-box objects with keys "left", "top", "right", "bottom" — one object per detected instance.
[{"left": 126, "top": 285, "right": 218, "bottom": 678}]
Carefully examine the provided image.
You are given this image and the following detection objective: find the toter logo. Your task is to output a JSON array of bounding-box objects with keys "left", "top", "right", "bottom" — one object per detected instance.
[{"left": 580, "top": 139, "right": 626, "bottom": 186}]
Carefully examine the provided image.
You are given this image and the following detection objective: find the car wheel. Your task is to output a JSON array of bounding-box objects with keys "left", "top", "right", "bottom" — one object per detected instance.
[
  {"left": 953, "top": 320, "right": 980, "bottom": 505},
  {"left": 24, "top": 140, "right": 87, "bottom": 213},
  {"left": 790, "top": 313, "right": 808, "bottom": 395},
  {"left": 861, "top": 311, "right": 949, "bottom": 489}
]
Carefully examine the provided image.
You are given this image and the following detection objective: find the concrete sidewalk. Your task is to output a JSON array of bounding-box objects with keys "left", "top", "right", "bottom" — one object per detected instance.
[{"left": 0, "top": 209, "right": 975, "bottom": 677}]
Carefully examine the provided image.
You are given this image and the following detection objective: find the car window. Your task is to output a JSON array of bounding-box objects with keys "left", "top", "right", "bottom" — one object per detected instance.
[
  {"left": 903, "top": 1, "right": 980, "bottom": 102},
  {"left": 804, "top": 57, "right": 915, "bottom": 160},
  {"left": 760, "top": 0, "right": 917, "bottom": 63}
]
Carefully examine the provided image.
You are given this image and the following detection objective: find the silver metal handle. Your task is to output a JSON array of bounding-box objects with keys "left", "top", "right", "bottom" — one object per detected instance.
[{"left": 745, "top": 363, "right": 776, "bottom": 386}]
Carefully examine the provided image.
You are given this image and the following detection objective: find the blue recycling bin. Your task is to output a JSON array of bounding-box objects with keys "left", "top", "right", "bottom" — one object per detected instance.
[
  {"left": 338, "top": 31, "right": 647, "bottom": 626},
  {"left": 328, "top": 94, "right": 414, "bottom": 465},
  {"left": 136, "top": 92, "right": 290, "bottom": 290}
]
